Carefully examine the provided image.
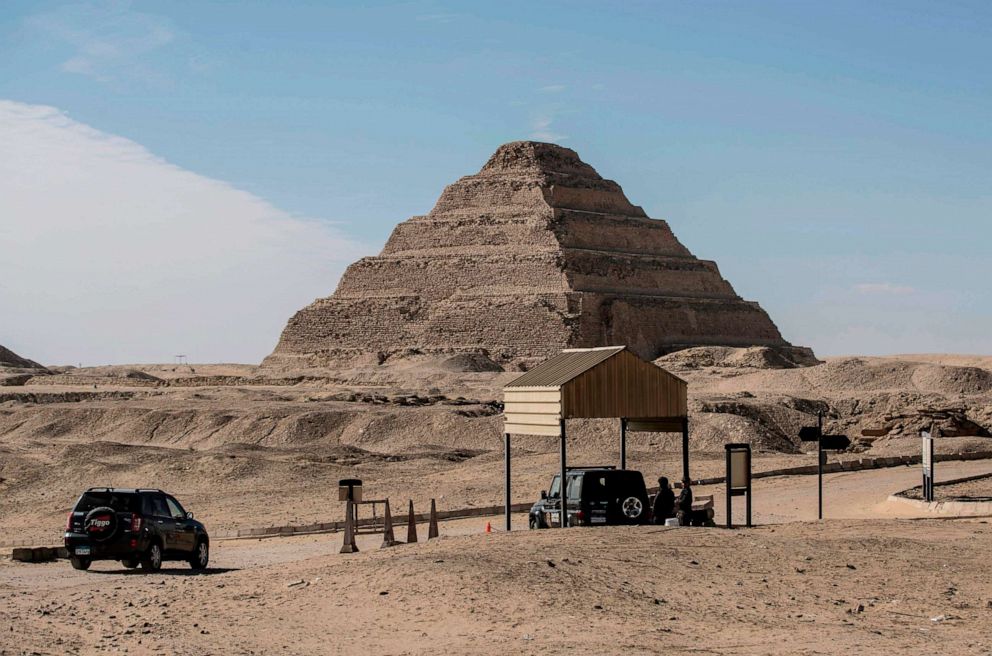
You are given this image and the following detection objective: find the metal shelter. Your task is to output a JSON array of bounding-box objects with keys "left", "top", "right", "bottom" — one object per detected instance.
[{"left": 501, "top": 346, "right": 689, "bottom": 530}]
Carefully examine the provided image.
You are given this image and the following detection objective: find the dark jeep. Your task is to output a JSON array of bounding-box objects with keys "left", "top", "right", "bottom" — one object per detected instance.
[
  {"left": 529, "top": 467, "right": 651, "bottom": 528},
  {"left": 64, "top": 488, "right": 209, "bottom": 572}
]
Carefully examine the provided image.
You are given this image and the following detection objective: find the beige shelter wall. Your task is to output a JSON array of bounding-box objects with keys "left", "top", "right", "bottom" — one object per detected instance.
[{"left": 503, "top": 388, "right": 563, "bottom": 436}]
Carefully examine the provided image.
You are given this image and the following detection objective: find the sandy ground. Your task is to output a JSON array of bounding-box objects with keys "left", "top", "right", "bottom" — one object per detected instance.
[
  {"left": 4, "top": 461, "right": 992, "bottom": 655},
  {"left": 3, "top": 521, "right": 991, "bottom": 655},
  {"left": 2, "top": 352, "right": 991, "bottom": 654}
]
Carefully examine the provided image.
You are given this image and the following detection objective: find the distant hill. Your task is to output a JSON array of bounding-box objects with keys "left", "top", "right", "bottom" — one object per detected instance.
[{"left": 0, "top": 345, "right": 46, "bottom": 371}]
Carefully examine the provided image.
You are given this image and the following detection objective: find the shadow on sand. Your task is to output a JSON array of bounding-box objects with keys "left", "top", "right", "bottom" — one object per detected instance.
[{"left": 89, "top": 567, "right": 238, "bottom": 576}]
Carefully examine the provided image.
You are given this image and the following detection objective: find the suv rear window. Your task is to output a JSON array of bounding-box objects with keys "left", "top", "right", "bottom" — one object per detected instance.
[
  {"left": 582, "top": 474, "right": 611, "bottom": 502},
  {"left": 74, "top": 492, "right": 140, "bottom": 513}
]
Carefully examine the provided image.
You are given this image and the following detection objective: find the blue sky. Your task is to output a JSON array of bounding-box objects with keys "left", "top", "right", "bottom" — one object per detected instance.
[{"left": 1, "top": 1, "right": 990, "bottom": 363}]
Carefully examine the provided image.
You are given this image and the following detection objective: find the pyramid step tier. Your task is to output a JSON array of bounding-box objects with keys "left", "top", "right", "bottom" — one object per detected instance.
[
  {"left": 335, "top": 251, "right": 737, "bottom": 301},
  {"left": 269, "top": 291, "right": 786, "bottom": 365},
  {"left": 384, "top": 209, "right": 688, "bottom": 257}
]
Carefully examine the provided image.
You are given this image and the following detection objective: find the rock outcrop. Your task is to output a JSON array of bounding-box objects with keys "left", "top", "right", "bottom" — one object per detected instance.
[
  {"left": 0, "top": 345, "right": 47, "bottom": 385},
  {"left": 0, "top": 345, "right": 45, "bottom": 371},
  {"left": 266, "top": 141, "right": 806, "bottom": 369}
]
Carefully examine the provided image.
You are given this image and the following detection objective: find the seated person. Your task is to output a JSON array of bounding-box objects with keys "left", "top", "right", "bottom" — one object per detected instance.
[
  {"left": 676, "top": 479, "right": 693, "bottom": 526},
  {"left": 652, "top": 476, "right": 675, "bottom": 524}
]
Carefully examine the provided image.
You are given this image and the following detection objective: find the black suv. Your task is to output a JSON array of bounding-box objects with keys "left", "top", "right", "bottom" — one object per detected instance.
[
  {"left": 529, "top": 467, "right": 651, "bottom": 528},
  {"left": 64, "top": 488, "right": 209, "bottom": 572}
]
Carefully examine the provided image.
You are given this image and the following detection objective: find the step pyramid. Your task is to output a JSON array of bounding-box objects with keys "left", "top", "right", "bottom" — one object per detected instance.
[{"left": 265, "top": 141, "right": 802, "bottom": 369}]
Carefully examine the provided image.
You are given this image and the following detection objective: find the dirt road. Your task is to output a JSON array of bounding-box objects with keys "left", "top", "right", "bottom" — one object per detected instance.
[{"left": 700, "top": 458, "right": 992, "bottom": 525}]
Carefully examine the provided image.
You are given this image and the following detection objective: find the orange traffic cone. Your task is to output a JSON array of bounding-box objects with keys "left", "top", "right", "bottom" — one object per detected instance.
[{"left": 485, "top": 521, "right": 492, "bottom": 533}]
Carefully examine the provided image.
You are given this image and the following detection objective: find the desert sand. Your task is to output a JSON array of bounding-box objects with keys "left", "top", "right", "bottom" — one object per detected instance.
[
  {"left": 2, "top": 349, "right": 992, "bottom": 654},
  {"left": 3, "top": 515, "right": 992, "bottom": 655}
]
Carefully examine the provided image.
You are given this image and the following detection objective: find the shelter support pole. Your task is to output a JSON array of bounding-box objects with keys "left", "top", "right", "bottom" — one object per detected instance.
[
  {"left": 620, "top": 418, "right": 627, "bottom": 470},
  {"left": 504, "top": 432, "right": 511, "bottom": 532},
  {"left": 681, "top": 417, "right": 690, "bottom": 483},
  {"left": 725, "top": 447, "right": 732, "bottom": 529},
  {"left": 560, "top": 419, "right": 568, "bottom": 528}
]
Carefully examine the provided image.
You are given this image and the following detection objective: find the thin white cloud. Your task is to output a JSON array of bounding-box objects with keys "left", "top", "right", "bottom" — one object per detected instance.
[
  {"left": 539, "top": 84, "right": 567, "bottom": 93},
  {"left": 0, "top": 100, "right": 365, "bottom": 365},
  {"left": 530, "top": 116, "right": 567, "bottom": 142},
  {"left": 415, "top": 13, "right": 458, "bottom": 24},
  {"left": 854, "top": 282, "right": 916, "bottom": 295},
  {"left": 25, "top": 3, "right": 176, "bottom": 82}
]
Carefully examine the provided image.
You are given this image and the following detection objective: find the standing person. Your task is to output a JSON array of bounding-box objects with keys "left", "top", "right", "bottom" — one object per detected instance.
[
  {"left": 676, "top": 478, "right": 693, "bottom": 526},
  {"left": 652, "top": 477, "right": 675, "bottom": 524}
]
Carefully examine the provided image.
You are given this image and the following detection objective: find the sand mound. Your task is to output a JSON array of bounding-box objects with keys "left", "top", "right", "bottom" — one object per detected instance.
[
  {"left": 910, "top": 364, "right": 992, "bottom": 395},
  {"left": 436, "top": 353, "right": 504, "bottom": 373},
  {"left": 656, "top": 346, "right": 820, "bottom": 370}
]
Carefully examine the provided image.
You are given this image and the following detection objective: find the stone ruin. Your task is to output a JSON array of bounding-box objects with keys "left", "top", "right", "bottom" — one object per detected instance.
[{"left": 265, "top": 141, "right": 811, "bottom": 370}]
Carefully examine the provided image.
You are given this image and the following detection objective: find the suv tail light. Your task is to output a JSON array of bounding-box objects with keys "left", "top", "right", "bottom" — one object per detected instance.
[
  {"left": 576, "top": 510, "right": 585, "bottom": 523},
  {"left": 130, "top": 514, "right": 142, "bottom": 532},
  {"left": 65, "top": 512, "right": 73, "bottom": 531}
]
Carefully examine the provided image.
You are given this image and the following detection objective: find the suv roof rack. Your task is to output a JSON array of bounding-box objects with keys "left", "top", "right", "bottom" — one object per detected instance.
[
  {"left": 565, "top": 466, "right": 616, "bottom": 471},
  {"left": 85, "top": 487, "right": 164, "bottom": 493}
]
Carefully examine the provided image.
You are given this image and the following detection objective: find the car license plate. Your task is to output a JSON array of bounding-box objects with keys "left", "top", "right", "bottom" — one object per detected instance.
[
  {"left": 75, "top": 546, "right": 91, "bottom": 556},
  {"left": 591, "top": 516, "right": 606, "bottom": 524}
]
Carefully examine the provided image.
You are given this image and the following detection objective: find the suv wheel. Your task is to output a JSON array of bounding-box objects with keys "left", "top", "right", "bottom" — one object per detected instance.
[
  {"left": 70, "top": 556, "right": 91, "bottom": 571},
  {"left": 189, "top": 540, "right": 209, "bottom": 570},
  {"left": 141, "top": 542, "right": 163, "bottom": 572},
  {"left": 122, "top": 558, "right": 139, "bottom": 569}
]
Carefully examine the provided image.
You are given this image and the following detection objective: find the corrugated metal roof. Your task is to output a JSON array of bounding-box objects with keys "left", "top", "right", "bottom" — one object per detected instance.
[{"left": 504, "top": 346, "right": 626, "bottom": 388}]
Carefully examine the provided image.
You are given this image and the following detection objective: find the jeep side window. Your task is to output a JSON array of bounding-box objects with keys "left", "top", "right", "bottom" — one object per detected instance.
[
  {"left": 165, "top": 497, "right": 186, "bottom": 520},
  {"left": 566, "top": 475, "right": 582, "bottom": 500},
  {"left": 150, "top": 495, "right": 171, "bottom": 518}
]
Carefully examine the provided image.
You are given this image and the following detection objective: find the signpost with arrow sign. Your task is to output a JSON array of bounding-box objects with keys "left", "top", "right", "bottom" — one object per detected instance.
[
  {"left": 922, "top": 429, "right": 935, "bottom": 502},
  {"left": 799, "top": 412, "right": 850, "bottom": 520}
]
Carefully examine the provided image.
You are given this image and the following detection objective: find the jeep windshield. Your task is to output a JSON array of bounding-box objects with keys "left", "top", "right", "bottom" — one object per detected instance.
[{"left": 74, "top": 492, "right": 140, "bottom": 513}]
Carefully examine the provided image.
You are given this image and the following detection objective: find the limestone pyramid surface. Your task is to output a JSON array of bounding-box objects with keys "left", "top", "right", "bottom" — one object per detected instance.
[{"left": 266, "top": 141, "right": 803, "bottom": 369}]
